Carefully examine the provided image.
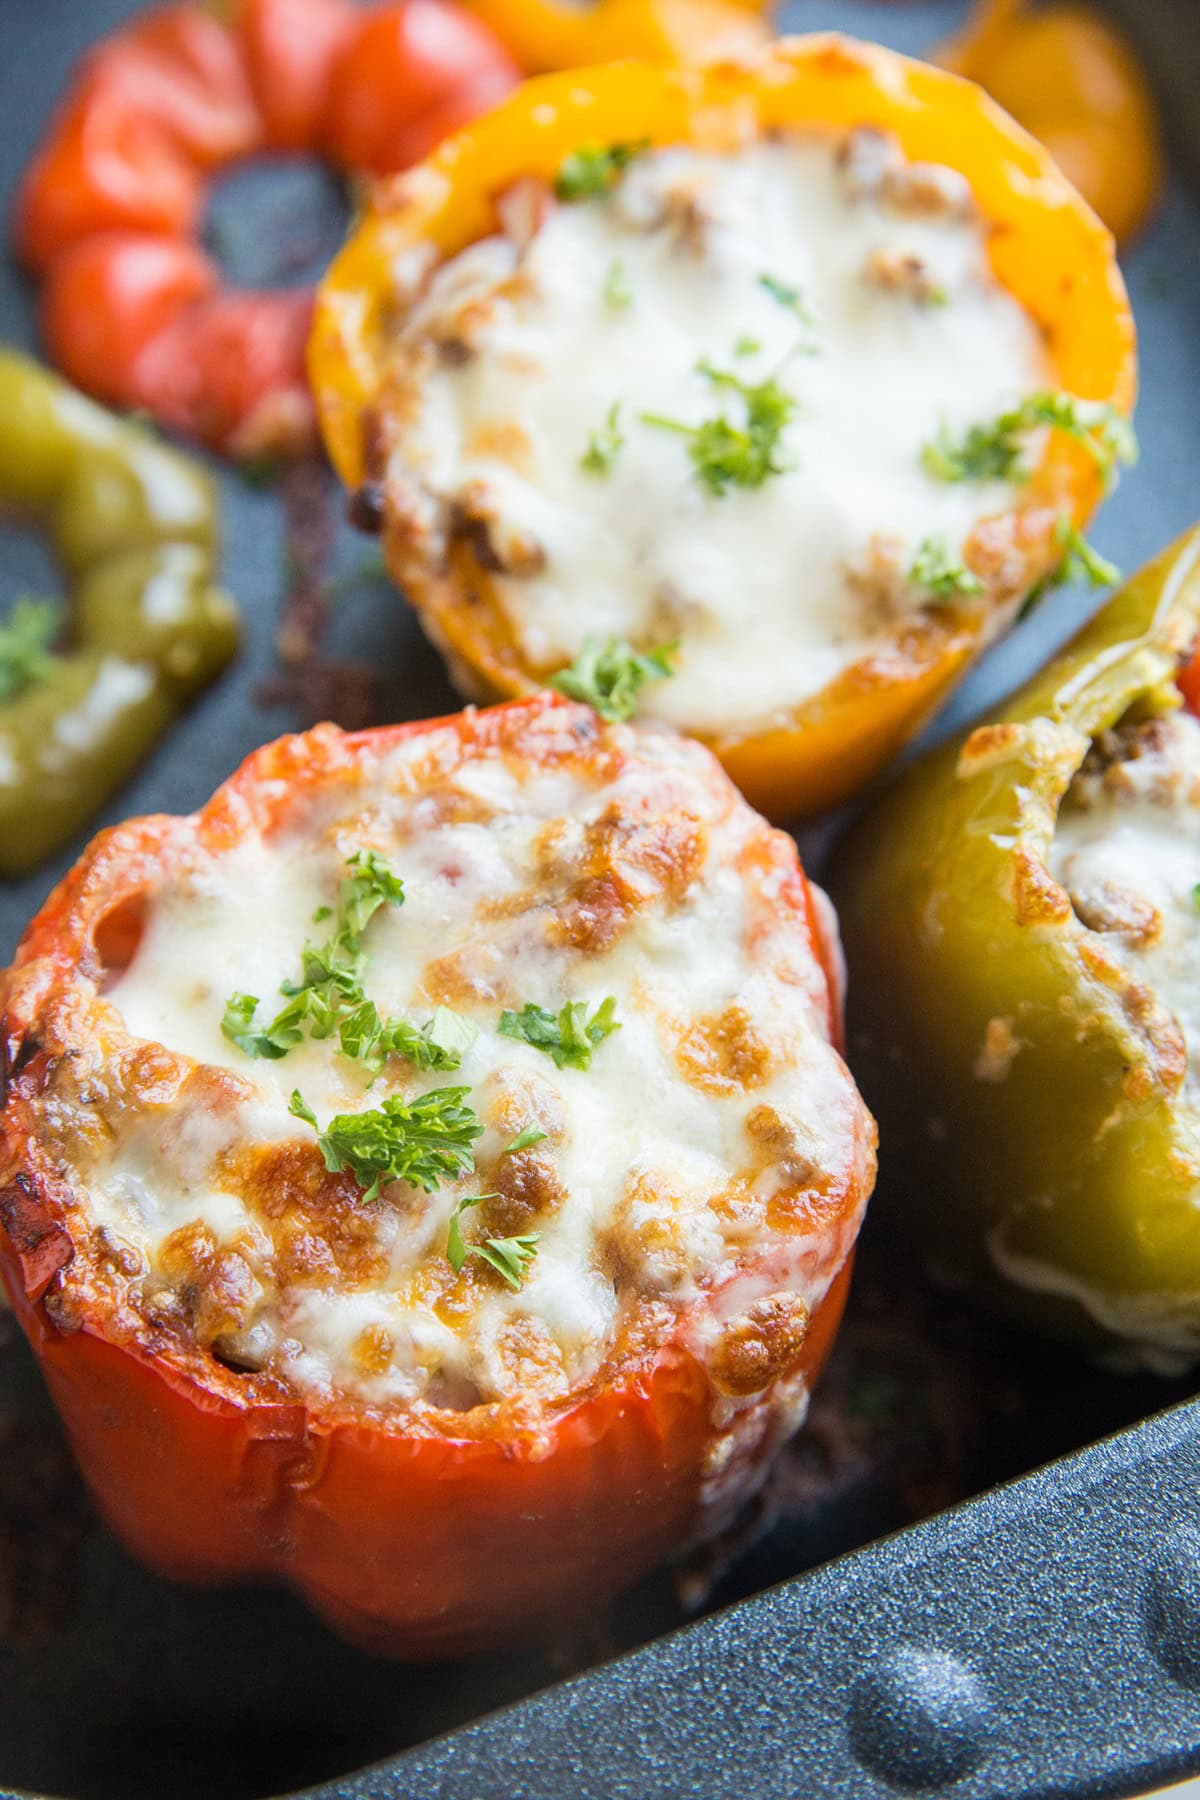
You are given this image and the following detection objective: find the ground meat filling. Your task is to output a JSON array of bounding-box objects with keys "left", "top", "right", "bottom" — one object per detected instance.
[
  {"left": 1052, "top": 706, "right": 1200, "bottom": 1095},
  {"left": 373, "top": 126, "right": 1051, "bottom": 733}
]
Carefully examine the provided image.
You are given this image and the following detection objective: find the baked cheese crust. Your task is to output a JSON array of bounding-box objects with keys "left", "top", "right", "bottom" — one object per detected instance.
[
  {"left": 370, "top": 129, "right": 1050, "bottom": 733},
  {"left": 2, "top": 700, "right": 874, "bottom": 1451}
]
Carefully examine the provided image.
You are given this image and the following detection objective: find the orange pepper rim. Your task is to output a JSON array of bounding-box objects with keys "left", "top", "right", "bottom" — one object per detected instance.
[
  {"left": 0, "top": 693, "right": 867, "bottom": 1450},
  {"left": 460, "top": 0, "right": 769, "bottom": 78},
  {"left": 309, "top": 35, "right": 1136, "bottom": 817},
  {"left": 936, "top": 0, "right": 1166, "bottom": 247},
  {"left": 13, "top": 0, "right": 521, "bottom": 459}
]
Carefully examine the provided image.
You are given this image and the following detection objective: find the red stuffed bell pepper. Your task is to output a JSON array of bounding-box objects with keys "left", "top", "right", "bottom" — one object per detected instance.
[
  {"left": 0, "top": 694, "right": 874, "bottom": 1655},
  {"left": 13, "top": 0, "right": 520, "bottom": 458}
]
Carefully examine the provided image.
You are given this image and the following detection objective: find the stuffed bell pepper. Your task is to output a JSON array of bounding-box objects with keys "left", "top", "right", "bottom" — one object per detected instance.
[
  {"left": 0, "top": 349, "right": 237, "bottom": 872},
  {"left": 833, "top": 527, "right": 1200, "bottom": 1372},
  {"left": 311, "top": 35, "right": 1135, "bottom": 818},
  {"left": 0, "top": 693, "right": 875, "bottom": 1654}
]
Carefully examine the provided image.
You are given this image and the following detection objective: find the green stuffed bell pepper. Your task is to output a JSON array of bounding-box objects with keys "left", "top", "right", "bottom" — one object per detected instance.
[
  {"left": 0, "top": 349, "right": 239, "bottom": 873},
  {"left": 833, "top": 527, "right": 1200, "bottom": 1371}
]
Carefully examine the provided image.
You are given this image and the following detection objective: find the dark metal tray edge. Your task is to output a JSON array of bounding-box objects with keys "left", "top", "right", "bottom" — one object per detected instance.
[{"left": 263, "top": 1393, "right": 1200, "bottom": 1800}]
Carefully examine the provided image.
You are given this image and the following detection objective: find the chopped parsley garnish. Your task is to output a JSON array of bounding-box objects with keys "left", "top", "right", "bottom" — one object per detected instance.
[
  {"left": 335, "top": 998, "right": 389, "bottom": 1068},
  {"left": 908, "top": 537, "right": 984, "bottom": 602},
  {"left": 1017, "top": 515, "right": 1121, "bottom": 621},
  {"left": 222, "top": 991, "right": 284, "bottom": 1059},
  {"left": 922, "top": 392, "right": 1138, "bottom": 490},
  {"left": 1025, "top": 392, "right": 1138, "bottom": 482},
  {"left": 446, "top": 1194, "right": 540, "bottom": 1290},
  {"left": 336, "top": 849, "right": 406, "bottom": 937},
  {"left": 604, "top": 260, "right": 632, "bottom": 310},
  {"left": 759, "top": 273, "right": 815, "bottom": 327},
  {"left": 0, "top": 597, "right": 60, "bottom": 702},
  {"left": 555, "top": 140, "right": 646, "bottom": 201},
  {"left": 550, "top": 635, "right": 676, "bottom": 721},
  {"left": 289, "top": 1086, "right": 482, "bottom": 1203},
  {"left": 384, "top": 1007, "right": 478, "bottom": 1072},
  {"left": 222, "top": 851, "right": 475, "bottom": 1074},
  {"left": 734, "top": 335, "right": 761, "bottom": 358},
  {"left": 335, "top": 999, "right": 478, "bottom": 1075},
  {"left": 642, "top": 360, "right": 797, "bottom": 496},
  {"left": 222, "top": 987, "right": 334, "bottom": 1060},
  {"left": 1053, "top": 517, "right": 1120, "bottom": 590},
  {"left": 921, "top": 419, "right": 1017, "bottom": 484},
  {"left": 580, "top": 403, "right": 625, "bottom": 475},
  {"left": 499, "top": 997, "right": 621, "bottom": 1070},
  {"left": 504, "top": 1122, "right": 549, "bottom": 1154}
]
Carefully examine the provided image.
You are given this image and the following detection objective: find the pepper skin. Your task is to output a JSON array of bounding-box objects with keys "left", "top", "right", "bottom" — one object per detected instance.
[
  {"left": 239, "top": 0, "right": 357, "bottom": 152},
  {"left": 12, "top": 0, "right": 519, "bottom": 459},
  {"left": 937, "top": 0, "right": 1165, "bottom": 246},
  {"left": 459, "top": 0, "right": 769, "bottom": 75},
  {"left": 832, "top": 527, "right": 1200, "bottom": 1368},
  {"left": 0, "top": 350, "right": 239, "bottom": 872},
  {"left": 0, "top": 695, "right": 872, "bottom": 1656},
  {"left": 310, "top": 35, "right": 1136, "bottom": 821},
  {"left": 322, "top": 1, "right": 523, "bottom": 176}
]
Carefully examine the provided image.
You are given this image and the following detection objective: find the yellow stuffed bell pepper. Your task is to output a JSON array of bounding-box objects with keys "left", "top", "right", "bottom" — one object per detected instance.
[
  {"left": 310, "top": 37, "right": 1134, "bottom": 820},
  {"left": 833, "top": 528, "right": 1200, "bottom": 1371}
]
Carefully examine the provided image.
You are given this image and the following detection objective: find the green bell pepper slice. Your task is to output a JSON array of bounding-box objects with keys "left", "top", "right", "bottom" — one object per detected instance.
[
  {"left": 0, "top": 350, "right": 239, "bottom": 874},
  {"left": 832, "top": 526, "right": 1200, "bottom": 1369}
]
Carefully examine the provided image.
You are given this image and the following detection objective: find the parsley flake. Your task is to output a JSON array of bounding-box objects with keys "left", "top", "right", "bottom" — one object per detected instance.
[
  {"left": 335, "top": 997, "right": 478, "bottom": 1075},
  {"left": 473, "top": 1234, "right": 541, "bottom": 1289},
  {"left": 446, "top": 1193, "right": 493, "bottom": 1272},
  {"left": 550, "top": 635, "right": 676, "bottom": 721},
  {"left": 908, "top": 537, "right": 985, "bottom": 603},
  {"left": 642, "top": 360, "right": 797, "bottom": 496},
  {"left": 1017, "top": 515, "right": 1121, "bottom": 621},
  {"left": 922, "top": 392, "right": 1137, "bottom": 490},
  {"left": 380, "top": 1007, "right": 478, "bottom": 1072},
  {"left": 446, "top": 1194, "right": 540, "bottom": 1290},
  {"left": 289, "top": 1086, "right": 482, "bottom": 1203},
  {"left": 759, "top": 273, "right": 816, "bottom": 327},
  {"left": 222, "top": 985, "right": 340, "bottom": 1059},
  {"left": 337, "top": 849, "right": 406, "bottom": 937},
  {"left": 580, "top": 403, "right": 625, "bottom": 476},
  {"left": 555, "top": 141, "right": 646, "bottom": 201},
  {"left": 604, "top": 260, "right": 632, "bottom": 310},
  {"left": 921, "top": 418, "right": 1019, "bottom": 483},
  {"left": 1053, "top": 517, "right": 1120, "bottom": 590},
  {"left": 504, "top": 1123, "right": 550, "bottom": 1155},
  {"left": 222, "top": 851, "right": 475, "bottom": 1076},
  {"left": 499, "top": 997, "right": 620, "bottom": 1070},
  {"left": 221, "top": 992, "right": 294, "bottom": 1060},
  {"left": 0, "top": 597, "right": 60, "bottom": 703}
]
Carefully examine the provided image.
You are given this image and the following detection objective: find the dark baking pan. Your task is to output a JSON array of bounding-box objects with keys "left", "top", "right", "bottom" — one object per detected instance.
[{"left": 1, "top": 2, "right": 1199, "bottom": 1796}]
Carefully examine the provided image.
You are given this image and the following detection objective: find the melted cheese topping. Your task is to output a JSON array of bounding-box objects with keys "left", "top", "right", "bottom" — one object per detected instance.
[
  {"left": 53, "top": 711, "right": 866, "bottom": 1419},
  {"left": 1051, "top": 708, "right": 1200, "bottom": 1106},
  {"left": 383, "top": 131, "right": 1049, "bottom": 732}
]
